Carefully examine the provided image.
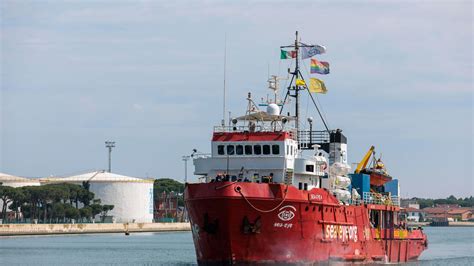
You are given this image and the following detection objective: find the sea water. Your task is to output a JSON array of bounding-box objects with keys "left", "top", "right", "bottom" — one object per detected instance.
[{"left": 0, "top": 227, "right": 472, "bottom": 265}]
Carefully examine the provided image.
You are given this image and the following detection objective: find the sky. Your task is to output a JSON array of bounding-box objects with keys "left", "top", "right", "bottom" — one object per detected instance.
[{"left": 1, "top": 0, "right": 472, "bottom": 198}]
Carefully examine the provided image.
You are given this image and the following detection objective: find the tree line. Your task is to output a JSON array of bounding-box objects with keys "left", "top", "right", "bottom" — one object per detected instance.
[
  {"left": 410, "top": 195, "right": 474, "bottom": 209},
  {"left": 154, "top": 178, "right": 185, "bottom": 207},
  {"left": 0, "top": 183, "right": 114, "bottom": 224}
]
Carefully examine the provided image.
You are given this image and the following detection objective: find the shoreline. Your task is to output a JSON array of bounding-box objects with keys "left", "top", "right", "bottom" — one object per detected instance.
[
  {"left": 447, "top": 221, "right": 474, "bottom": 227},
  {"left": 0, "top": 222, "right": 191, "bottom": 236},
  {"left": 407, "top": 221, "right": 474, "bottom": 227}
]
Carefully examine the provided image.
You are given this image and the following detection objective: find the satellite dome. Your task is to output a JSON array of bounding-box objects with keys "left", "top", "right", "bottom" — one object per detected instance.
[{"left": 266, "top": 103, "right": 280, "bottom": 116}]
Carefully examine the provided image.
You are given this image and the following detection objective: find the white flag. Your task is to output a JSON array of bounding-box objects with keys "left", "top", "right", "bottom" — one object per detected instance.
[{"left": 301, "top": 45, "right": 326, "bottom": 59}]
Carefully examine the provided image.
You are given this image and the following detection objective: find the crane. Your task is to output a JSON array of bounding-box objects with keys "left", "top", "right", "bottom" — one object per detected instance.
[
  {"left": 82, "top": 170, "right": 104, "bottom": 190},
  {"left": 354, "top": 146, "right": 375, "bottom": 174}
]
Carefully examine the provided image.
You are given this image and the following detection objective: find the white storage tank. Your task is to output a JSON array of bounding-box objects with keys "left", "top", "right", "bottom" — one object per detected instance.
[
  {"left": 44, "top": 171, "right": 154, "bottom": 223},
  {"left": 0, "top": 172, "right": 41, "bottom": 188}
]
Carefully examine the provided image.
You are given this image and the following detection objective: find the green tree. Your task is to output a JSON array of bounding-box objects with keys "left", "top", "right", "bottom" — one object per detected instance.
[
  {"left": 8, "top": 188, "right": 25, "bottom": 222},
  {"left": 79, "top": 189, "right": 95, "bottom": 207},
  {"left": 100, "top": 205, "right": 114, "bottom": 222},
  {"left": 80, "top": 206, "right": 92, "bottom": 222},
  {"left": 51, "top": 203, "right": 66, "bottom": 222},
  {"left": 154, "top": 178, "right": 184, "bottom": 194},
  {"left": 0, "top": 186, "right": 17, "bottom": 222},
  {"left": 65, "top": 204, "right": 80, "bottom": 221},
  {"left": 6, "top": 184, "right": 106, "bottom": 223},
  {"left": 90, "top": 199, "right": 103, "bottom": 221}
]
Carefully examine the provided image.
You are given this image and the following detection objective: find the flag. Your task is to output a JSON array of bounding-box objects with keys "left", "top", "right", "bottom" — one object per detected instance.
[
  {"left": 310, "top": 59, "right": 330, "bottom": 74},
  {"left": 280, "top": 49, "right": 296, "bottom": 59},
  {"left": 309, "top": 78, "right": 327, "bottom": 94},
  {"left": 295, "top": 79, "right": 306, "bottom": 86},
  {"left": 301, "top": 45, "right": 326, "bottom": 59}
]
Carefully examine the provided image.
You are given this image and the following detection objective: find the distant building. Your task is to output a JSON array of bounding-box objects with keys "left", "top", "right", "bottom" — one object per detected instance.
[
  {"left": 400, "top": 199, "right": 420, "bottom": 209},
  {"left": 423, "top": 206, "right": 450, "bottom": 221},
  {"left": 401, "top": 207, "right": 426, "bottom": 222},
  {"left": 154, "top": 191, "right": 181, "bottom": 222},
  {"left": 434, "top": 204, "right": 461, "bottom": 209},
  {"left": 423, "top": 204, "right": 472, "bottom": 222},
  {"left": 447, "top": 209, "right": 472, "bottom": 221}
]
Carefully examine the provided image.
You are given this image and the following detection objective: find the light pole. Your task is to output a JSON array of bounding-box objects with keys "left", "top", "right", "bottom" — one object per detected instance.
[
  {"left": 105, "top": 141, "right": 115, "bottom": 173},
  {"left": 182, "top": 149, "right": 197, "bottom": 183},
  {"left": 182, "top": 155, "right": 190, "bottom": 183},
  {"left": 181, "top": 149, "right": 196, "bottom": 223}
]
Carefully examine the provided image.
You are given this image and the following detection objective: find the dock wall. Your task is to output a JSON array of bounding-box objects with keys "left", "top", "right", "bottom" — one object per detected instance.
[{"left": 0, "top": 222, "right": 191, "bottom": 236}]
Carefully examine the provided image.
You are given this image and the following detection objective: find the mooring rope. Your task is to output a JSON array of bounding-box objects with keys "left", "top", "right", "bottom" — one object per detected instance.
[
  {"left": 236, "top": 185, "right": 290, "bottom": 213},
  {"left": 215, "top": 181, "right": 238, "bottom": 190}
]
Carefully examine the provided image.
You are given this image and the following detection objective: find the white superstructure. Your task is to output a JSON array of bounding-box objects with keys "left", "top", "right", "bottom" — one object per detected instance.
[
  {"left": 43, "top": 171, "right": 154, "bottom": 223},
  {"left": 192, "top": 80, "right": 351, "bottom": 201},
  {"left": 192, "top": 92, "right": 347, "bottom": 192}
]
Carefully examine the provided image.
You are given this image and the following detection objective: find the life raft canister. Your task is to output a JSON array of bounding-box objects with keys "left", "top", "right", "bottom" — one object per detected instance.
[{"left": 321, "top": 162, "right": 328, "bottom": 171}]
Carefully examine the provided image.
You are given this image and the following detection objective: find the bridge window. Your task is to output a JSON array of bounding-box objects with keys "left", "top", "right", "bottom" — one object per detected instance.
[
  {"left": 254, "top": 145, "right": 262, "bottom": 155},
  {"left": 272, "top": 145, "right": 280, "bottom": 155},
  {"left": 263, "top": 145, "right": 270, "bottom": 155},
  {"left": 236, "top": 145, "right": 243, "bottom": 155},
  {"left": 227, "top": 145, "right": 235, "bottom": 155},
  {"left": 245, "top": 145, "right": 252, "bottom": 155},
  {"left": 218, "top": 145, "right": 225, "bottom": 155},
  {"left": 306, "top": 165, "right": 314, "bottom": 172}
]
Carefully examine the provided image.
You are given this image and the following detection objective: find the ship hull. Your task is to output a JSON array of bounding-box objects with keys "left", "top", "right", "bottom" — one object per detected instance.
[{"left": 185, "top": 182, "right": 427, "bottom": 265}]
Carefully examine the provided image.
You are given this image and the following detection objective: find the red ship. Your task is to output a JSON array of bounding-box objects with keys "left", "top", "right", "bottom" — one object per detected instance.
[{"left": 185, "top": 32, "right": 428, "bottom": 265}]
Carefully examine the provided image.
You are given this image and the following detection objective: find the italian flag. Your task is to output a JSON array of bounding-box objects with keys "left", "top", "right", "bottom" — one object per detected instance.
[{"left": 280, "top": 49, "right": 296, "bottom": 59}]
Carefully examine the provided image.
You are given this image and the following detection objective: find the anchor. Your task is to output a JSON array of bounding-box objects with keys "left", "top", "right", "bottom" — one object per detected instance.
[{"left": 242, "top": 216, "right": 262, "bottom": 234}]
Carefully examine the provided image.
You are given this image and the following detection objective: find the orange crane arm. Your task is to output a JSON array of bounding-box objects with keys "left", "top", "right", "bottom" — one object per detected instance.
[{"left": 355, "top": 146, "right": 375, "bottom": 174}]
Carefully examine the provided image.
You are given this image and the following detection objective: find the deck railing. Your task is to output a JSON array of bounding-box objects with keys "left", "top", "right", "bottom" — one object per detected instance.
[
  {"left": 362, "top": 192, "right": 400, "bottom": 206},
  {"left": 297, "top": 130, "right": 330, "bottom": 150},
  {"left": 213, "top": 126, "right": 297, "bottom": 139}
]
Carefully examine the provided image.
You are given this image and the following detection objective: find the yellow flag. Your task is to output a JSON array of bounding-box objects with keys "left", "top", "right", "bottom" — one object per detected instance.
[
  {"left": 309, "top": 78, "right": 327, "bottom": 94},
  {"left": 295, "top": 79, "right": 306, "bottom": 86}
]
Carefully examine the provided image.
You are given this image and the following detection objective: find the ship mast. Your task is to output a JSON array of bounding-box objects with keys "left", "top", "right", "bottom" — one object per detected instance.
[
  {"left": 280, "top": 31, "right": 331, "bottom": 149},
  {"left": 294, "top": 31, "right": 300, "bottom": 137},
  {"left": 280, "top": 31, "right": 303, "bottom": 140}
]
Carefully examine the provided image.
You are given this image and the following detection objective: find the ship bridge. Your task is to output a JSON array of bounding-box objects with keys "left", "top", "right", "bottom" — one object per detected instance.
[
  {"left": 192, "top": 92, "right": 343, "bottom": 192},
  {"left": 194, "top": 125, "right": 301, "bottom": 183}
]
